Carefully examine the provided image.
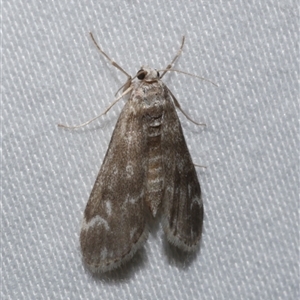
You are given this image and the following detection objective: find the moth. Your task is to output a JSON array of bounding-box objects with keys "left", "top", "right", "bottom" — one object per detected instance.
[{"left": 60, "top": 33, "right": 207, "bottom": 273}]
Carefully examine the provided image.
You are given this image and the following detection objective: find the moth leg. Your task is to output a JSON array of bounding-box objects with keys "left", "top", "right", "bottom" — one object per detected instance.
[
  {"left": 168, "top": 88, "right": 206, "bottom": 126},
  {"left": 194, "top": 163, "right": 207, "bottom": 169},
  {"left": 160, "top": 36, "right": 185, "bottom": 79},
  {"left": 58, "top": 86, "right": 133, "bottom": 129}
]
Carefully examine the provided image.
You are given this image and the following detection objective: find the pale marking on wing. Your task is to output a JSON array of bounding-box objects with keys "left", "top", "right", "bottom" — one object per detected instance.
[
  {"left": 126, "top": 163, "right": 134, "bottom": 177},
  {"left": 148, "top": 177, "right": 163, "bottom": 184},
  {"left": 130, "top": 227, "right": 138, "bottom": 239},
  {"left": 148, "top": 131, "right": 161, "bottom": 138},
  {"left": 100, "top": 248, "right": 108, "bottom": 260},
  {"left": 120, "top": 121, "right": 127, "bottom": 136},
  {"left": 82, "top": 215, "right": 110, "bottom": 231},
  {"left": 149, "top": 156, "right": 161, "bottom": 163},
  {"left": 192, "top": 196, "right": 202, "bottom": 206},
  {"left": 124, "top": 194, "right": 139, "bottom": 205},
  {"left": 148, "top": 188, "right": 163, "bottom": 193},
  {"left": 125, "top": 134, "right": 133, "bottom": 144},
  {"left": 129, "top": 93, "right": 139, "bottom": 114},
  {"left": 166, "top": 186, "right": 174, "bottom": 193},
  {"left": 112, "top": 165, "right": 119, "bottom": 176},
  {"left": 148, "top": 166, "right": 162, "bottom": 174},
  {"left": 128, "top": 197, "right": 139, "bottom": 204},
  {"left": 148, "top": 178, "right": 164, "bottom": 192},
  {"left": 105, "top": 200, "right": 112, "bottom": 216}
]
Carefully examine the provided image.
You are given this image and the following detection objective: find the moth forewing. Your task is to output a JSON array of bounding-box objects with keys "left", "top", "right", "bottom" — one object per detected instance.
[
  {"left": 80, "top": 95, "right": 150, "bottom": 273},
  {"left": 160, "top": 84, "right": 203, "bottom": 251}
]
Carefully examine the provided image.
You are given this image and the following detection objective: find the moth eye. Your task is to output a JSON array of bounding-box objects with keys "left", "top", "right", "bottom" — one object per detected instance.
[
  {"left": 137, "top": 70, "right": 146, "bottom": 80},
  {"left": 157, "top": 71, "right": 160, "bottom": 78}
]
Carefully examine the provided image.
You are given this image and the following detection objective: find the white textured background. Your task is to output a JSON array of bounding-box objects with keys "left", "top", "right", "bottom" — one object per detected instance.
[{"left": 2, "top": 1, "right": 299, "bottom": 299}]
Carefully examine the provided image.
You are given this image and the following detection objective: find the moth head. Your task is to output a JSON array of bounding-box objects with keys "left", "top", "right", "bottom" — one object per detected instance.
[{"left": 136, "top": 66, "right": 160, "bottom": 81}]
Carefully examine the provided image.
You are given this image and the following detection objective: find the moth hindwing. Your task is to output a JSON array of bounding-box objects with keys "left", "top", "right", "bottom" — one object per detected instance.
[{"left": 80, "top": 36, "right": 203, "bottom": 273}]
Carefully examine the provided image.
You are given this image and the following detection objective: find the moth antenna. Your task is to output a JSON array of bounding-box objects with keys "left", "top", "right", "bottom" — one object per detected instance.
[
  {"left": 168, "top": 88, "right": 206, "bottom": 126},
  {"left": 89, "top": 32, "right": 132, "bottom": 80},
  {"left": 159, "top": 68, "right": 218, "bottom": 87},
  {"left": 58, "top": 87, "right": 133, "bottom": 129},
  {"left": 160, "top": 36, "right": 185, "bottom": 79}
]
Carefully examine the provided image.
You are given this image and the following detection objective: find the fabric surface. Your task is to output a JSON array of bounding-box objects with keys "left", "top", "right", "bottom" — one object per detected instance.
[{"left": 2, "top": 1, "right": 299, "bottom": 299}]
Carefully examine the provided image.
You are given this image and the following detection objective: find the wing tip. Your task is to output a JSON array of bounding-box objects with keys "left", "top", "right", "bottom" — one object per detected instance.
[
  {"left": 163, "top": 229, "right": 201, "bottom": 252},
  {"left": 162, "top": 212, "right": 203, "bottom": 252},
  {"left": 81, "top": 225, "right": 149, "bottom": 273}
]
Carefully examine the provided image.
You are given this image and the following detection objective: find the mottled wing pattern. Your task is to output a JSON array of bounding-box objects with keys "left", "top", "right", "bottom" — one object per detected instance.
[
  {"left": 161, "top": 85, "right": 203, "bottom": 251},
  {"left": 80, "top": 97, "right": 149, "bottom": 272}
]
